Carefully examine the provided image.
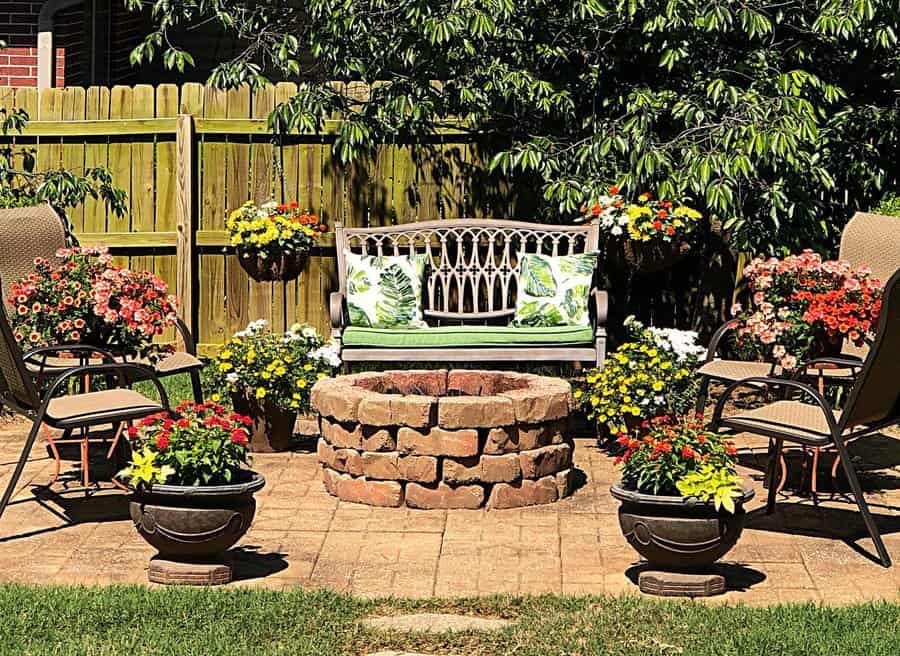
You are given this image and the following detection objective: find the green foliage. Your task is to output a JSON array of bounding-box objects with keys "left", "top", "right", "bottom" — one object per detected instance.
[
  {"left": 374, "top": 264, "right": 418, "bottom": 327},
  {"left": 874, "top": 192, "right": 900, "bottom": 217},
  {"left": 676, "top": 465, "right": 745, "bottom": 513},
  {"left": 131, "top": 0, "right": 900, "bottom": 254},
  {"left": 0, "top": 107, "right": 126, "bottom": 232}
]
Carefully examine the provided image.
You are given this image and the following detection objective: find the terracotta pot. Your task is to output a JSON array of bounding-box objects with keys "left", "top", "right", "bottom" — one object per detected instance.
[
  {"left": 237, "top": 247, "right": 308, "bottom": 282},
  {"left": 232, "top": 393, "right": 297, "bottom": 452},
  {"left": 610, "top": 483, "right": 754, "bottom": 570},
  {"left": 129, "top": 471, "right": 265, "bottom": 563}
]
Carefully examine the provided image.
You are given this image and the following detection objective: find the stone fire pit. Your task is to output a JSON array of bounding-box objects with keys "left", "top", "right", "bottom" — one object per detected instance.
[{"left": 310, "top": 370, "right": 576, "bottom": 509}]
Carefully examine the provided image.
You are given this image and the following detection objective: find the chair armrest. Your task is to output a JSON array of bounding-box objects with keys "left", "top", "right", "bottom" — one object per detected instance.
[
  {"left": 704, "top": 319, "right": 740, "bottom": 362},
  {"left": 174, "top": 317, "right": 197, "bottom": 355},
  {"left": 803, "top": 356, "right": 864, "bottom": 370},
  {"left": 710, "top": 376, "right": 836, "bottom": 434},
  {"left": 23, "top": 344, "right": 119, "bottom": 366},
  {"left": 592, "top": 289, "right": 608, "bottom": 327},
  {"left": 44, "top": 362, "right": 171, "bottom": 411},
  {"left": 330, "top": 292, "right": 345, "bottom": 335}
]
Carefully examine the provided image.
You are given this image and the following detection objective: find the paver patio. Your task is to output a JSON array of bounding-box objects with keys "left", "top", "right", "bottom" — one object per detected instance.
[{"left": 0, "top": 416, "right": 898, "bottom": 604}]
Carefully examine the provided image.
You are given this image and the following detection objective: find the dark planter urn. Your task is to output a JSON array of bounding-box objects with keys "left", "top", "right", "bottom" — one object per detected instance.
[
  {"left": 610, "top": 483, "right": 755, "bottom": 570},
  {"left": 129, "top": 471, "right": 265, "bottom": 585},
  {"left": 231, "top": 393, "right": 297, "bottom": 453},
  {"left": 237, "top": 246, "right": 308, "bottom": 282}
]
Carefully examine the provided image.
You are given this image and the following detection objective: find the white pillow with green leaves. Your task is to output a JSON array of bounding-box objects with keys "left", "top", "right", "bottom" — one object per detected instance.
[
  {"left": 513, "top": 252, "right": 597, "bottom": 327},
  {"left": 344, "top": 251, "right": 428, "bottom": 328}
]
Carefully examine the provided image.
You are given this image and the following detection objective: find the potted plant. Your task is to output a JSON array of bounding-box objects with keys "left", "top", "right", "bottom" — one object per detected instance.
[
  {"left": 226, "top": 200, "right": 327, "bottom": 282},
  {"left": 575, "top": 317, "right": 705, "bottom": 439},
  {"left": 609, "top": 414, "right": 754, "bottom": 594},
  {"left": 207, "top": 320, "right": 342, "bottom": 452},
  {"left": 8, "top": 246, "right": 178, "bottom": 358},
  {"left": 580, "top": 187, "right": 704, "bottom": 273},
  {"left": 118, "top": 401, "right": 264, "bottom": 585},
  {"left": 729, "top": 250, "right": 882, "bottom": 369}
]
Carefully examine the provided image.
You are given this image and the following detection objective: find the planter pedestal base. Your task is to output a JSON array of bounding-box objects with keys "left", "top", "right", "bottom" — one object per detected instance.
[
  {"left": 638, "top": 570, "right": 725, "bottom": 597},
  {"left": 148, "top": 556, "right": 232, "bottom": 586}
]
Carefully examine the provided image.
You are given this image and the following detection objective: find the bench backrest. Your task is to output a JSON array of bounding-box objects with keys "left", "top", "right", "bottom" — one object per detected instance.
[{"left": 336, "top": 219, "right": 600, "bottom": 323}]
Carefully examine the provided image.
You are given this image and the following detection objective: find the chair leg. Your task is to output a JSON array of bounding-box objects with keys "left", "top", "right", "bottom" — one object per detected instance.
[
  {"left": 833, "top": 436, "right": 891, "bottom": 567},
  {"left": 0, "top": 420, "right": 44, "bottom": 522},
  {"left": 765, "top": 437, "right": 784, "bottom": 514},
  {"left": 80, "top": 429, "right": 90, "bottom": 490},
  {"left": 189, "top": 370, "right": 204, "bottom": 404},
  {"left": 695, "top": 377, "right": 710, "bottom": 414}
]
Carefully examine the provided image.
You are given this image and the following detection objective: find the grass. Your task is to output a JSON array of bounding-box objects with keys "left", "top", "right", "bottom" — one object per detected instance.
[{"left": 0, "top": 586, "right": 897, "bottom": 656}]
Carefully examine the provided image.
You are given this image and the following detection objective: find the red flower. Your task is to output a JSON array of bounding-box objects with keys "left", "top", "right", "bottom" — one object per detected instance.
[
  {"left": 652, "top": 220, "right": 663, "bottom": 231},
  {"left": 230, "top": 429, "right": 249, "bottom": 446},
  {"left": 156, "top": 434, "right": 170, "bottom": 450},
  {"left": 609, "top": 185, "right": 619, "bottom": 195},
  {"left": 126, "top": 426, "right": 138, "bottom": 438},
  {"left": 176, "top": 418, "right": 190, "bottom": 429},
  {"left": 726, "top": 443, "right": 737, "bottom": 456},
  {"left": 681, "top": 445, "right": 695, "bottom": 459}
]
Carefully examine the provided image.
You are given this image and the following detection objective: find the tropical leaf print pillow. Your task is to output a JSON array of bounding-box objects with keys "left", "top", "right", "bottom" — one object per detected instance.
[
  {"left": 513, "top": 253, "right": 597, "bottom": 327},
  {"left": 344, "top": 251, "right": 428, "bottom": 328}
]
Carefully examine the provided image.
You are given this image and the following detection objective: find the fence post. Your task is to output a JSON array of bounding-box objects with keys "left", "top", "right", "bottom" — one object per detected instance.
[{"left": 175, "top": 113, "right": 197, "bottom": 350}]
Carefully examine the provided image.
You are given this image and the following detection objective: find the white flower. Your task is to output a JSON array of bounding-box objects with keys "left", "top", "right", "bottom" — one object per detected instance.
[
  {"left": 302, "top": 326, "right": 317, "bottom": 338},
  {"left": 225, "top": 373, "right": 239, "bottom": 383},
  {"left": 646, "top": 325, "right": 706, "bottom": 363},
  {"left": 310, "top": 342, "right": 342, "bottom": 368},
  {"left": 610, "top": 225, "right": 623, "bottom": 236}
]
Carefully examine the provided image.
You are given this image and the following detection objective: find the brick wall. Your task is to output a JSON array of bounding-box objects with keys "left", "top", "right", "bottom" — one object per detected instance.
[
  {"left": 0, "top": 1, "right": 81, "bottom": 88},
  {"left": 0, "top": 47, "right": 66, "bottom": 87}
]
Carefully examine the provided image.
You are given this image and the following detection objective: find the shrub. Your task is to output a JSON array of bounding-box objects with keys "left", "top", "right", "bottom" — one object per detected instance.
[
  {"left": 118, "top": 402, "right": 253, "bottom": 488},
  {"left": 874, "top": 192, "right": 900, "bottom": 217},
  {"left": 730, "top": 250, "right": 882, "bottom": 369},
  {"left": 575, "top": 318, "right": 704, "bottom": 434},
  {"left": 617, "top": 413, "right": 741, "bottom": 511},
  {"left": 8, "top": 246, "right": 178, "bottom": 357},
  {"left": 207, "top": 320, "right": 341, "bottom": 414}
]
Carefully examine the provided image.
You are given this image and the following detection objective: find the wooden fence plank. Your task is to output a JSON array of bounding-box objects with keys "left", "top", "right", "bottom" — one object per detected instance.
[
  {"left": 131, "top": 84, "right": 156, "bottom": 275},
  {"left": 225, "top": 85, "right": 251, "bottom": 337},
  {"left": 175, "top": 114, "right": 196, "bottom": 349},
  {"left": 81, "top": 85, "right": 109, "bottom": 235},
  {"left": 249, "top": 86, "right": 275, "bottom": 328},
  {"left": 199, "top": 86, "right": 228, "bottom": 346},
  {"left": 108, "top": 86, "right": 133, "bottom": 261},
  {"left": 155, "top": 83, "right": 180, "bottom": 344},
  {"left": 61, "top": 87, "right": 86, "bottom": 233}
]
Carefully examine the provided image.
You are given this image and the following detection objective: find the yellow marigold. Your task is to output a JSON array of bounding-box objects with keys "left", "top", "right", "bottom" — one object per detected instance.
[{"left": 255, "top": 387, "right": 267, "bottom": 399}]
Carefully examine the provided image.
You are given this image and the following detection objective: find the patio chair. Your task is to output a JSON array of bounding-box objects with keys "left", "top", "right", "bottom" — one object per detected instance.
[
  {"left": 0, "top": 305, "right": 171, "bottom": 523},
  {"left": 710, "top": 267, "right": 900, "bottom": 568},
  {"left": 695, "top": 212, "right": 900, "bottom": 411},
  {"left": 0, "top": 204, "right": 204, "bottom": 402}
]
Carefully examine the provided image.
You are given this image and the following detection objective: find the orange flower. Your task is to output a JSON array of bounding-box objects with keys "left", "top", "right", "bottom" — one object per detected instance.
[
  {"left": 653, "top": 220, "right": 663, "bottom": 230},
  {"left": 609, "top": 185, "right": 619, "bottom": 195},
  {"left": 656, "top": 209, "right": 668, "bottom": 218}
]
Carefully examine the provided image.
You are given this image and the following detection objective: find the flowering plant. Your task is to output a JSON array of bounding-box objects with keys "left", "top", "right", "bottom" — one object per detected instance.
[
  {"left": 118, "top": 401, "right": 253, "bottom": 488},
  {"left": 575, "top": 317, "right": 703, "bottom": 435},
  {"left": 730, "top": 250, "right": 882, "bottom": 370},
  {"left": 227, "top": 200, "right": 326, "bottom": 259},
  {"left": 207, "top": 320, "right": 341, "bottom": 414},
  {"left": 8, "top": 246, "right": 178, "bottom": 357},
  {"left": 616, "top": 414, "right": 742, "bottom": 510},
  {"left": 581, "top": 186, "right": 703, "bottom": 242}
]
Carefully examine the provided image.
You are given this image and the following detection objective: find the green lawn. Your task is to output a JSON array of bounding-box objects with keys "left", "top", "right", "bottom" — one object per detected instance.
[{"left": 0, "top": 586, "right": 897, "bottom": 656}]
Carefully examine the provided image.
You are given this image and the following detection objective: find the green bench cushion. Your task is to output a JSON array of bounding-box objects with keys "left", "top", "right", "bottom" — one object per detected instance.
[{"left": 342, "top": 325, "right": 594, "bottom": 348}]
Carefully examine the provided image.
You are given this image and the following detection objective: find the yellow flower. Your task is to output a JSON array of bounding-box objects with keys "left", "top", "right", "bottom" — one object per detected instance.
[
  {"left": 573, "top": 389, "right": 583, "bottom": 400},
  {"left": 296, "top": 379, "right": 308, "bottom": 389},
  {"left": 219, "top": 350, "right": 232, "bottom": 360},
  {"left": 652, "top": 381, "right": 664, "bottom": 392},
  {"left": 256, "top": 387, "right": 267, "bottom": 399},
  {"left": 260, "top": 371, "right": 271, "bottom": 380},
  {"left": 303, "top": 363, "right": 313, "bottom": 371},
  {"left": 211, "top": 393, "right": 221, "bottom": 402},
  {"left": 316, "top": 372, "right": 327, "bottom": 379},
  {"left": 219, "top": 362, "right": 233, "bottom": 372},
  {"left": 590, "top": 395, "right": 600, "bottom": 406}
]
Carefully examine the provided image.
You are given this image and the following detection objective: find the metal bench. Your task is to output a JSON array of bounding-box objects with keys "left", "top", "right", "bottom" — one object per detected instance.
[{"left": 331, "top": 219, "right": 607, "bottom": 367}]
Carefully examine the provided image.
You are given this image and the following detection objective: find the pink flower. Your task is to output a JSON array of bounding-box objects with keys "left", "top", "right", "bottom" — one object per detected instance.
[{"left": 781, "top": 354, "right": 797, "bottom": 370}]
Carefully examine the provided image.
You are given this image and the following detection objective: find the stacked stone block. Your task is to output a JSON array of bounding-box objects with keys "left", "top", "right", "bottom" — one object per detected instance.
[{"left": 312, "top": 370, "right": 577, "bottom": 509}]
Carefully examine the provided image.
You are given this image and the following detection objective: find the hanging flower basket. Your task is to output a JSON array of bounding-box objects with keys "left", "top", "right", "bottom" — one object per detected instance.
[
  {"left": 227, "top": 200, "right": 327, "bottom": 283},
  {"left": 237, "top": 247, "right": 309, "bottom": 282},
  {"left": 621, "top": 238, "right": 693, "bottom": 273}
]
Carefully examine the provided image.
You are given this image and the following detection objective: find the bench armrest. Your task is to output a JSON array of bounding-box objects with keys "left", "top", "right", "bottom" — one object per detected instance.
[
  {"left": 592, "top": 289, "right": 608, "bottom": 327},
  {"left": 330, "top": 291, "right": 345, "bottom": 339}
]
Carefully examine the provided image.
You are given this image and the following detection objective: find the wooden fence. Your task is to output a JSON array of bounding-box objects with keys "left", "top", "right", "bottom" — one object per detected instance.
[{"left": 1, "top": 83, "right": 532, "bottom": 354}]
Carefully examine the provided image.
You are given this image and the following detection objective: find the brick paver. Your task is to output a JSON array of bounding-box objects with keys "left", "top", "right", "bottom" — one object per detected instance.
[{"left": 0, "top": 417, "right": 898, "bottom": 604}]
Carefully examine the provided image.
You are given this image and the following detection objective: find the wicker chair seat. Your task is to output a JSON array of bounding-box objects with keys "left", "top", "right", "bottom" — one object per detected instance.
[{"left": 46, "top": 389, "right": 164, "bottom": 428}]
